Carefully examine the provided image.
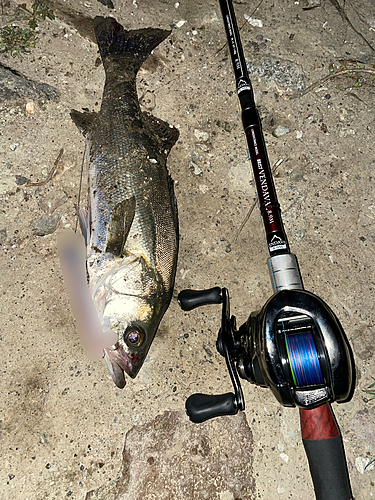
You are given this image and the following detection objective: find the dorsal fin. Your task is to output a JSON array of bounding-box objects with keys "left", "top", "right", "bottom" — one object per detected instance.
[{"left": 142, "top": 112, "right": 179, "bottom": 157}]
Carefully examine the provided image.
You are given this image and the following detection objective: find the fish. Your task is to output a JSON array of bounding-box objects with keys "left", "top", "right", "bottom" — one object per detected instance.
[{"left": 59, "top": 16, "right": 179, "bottom": 388}]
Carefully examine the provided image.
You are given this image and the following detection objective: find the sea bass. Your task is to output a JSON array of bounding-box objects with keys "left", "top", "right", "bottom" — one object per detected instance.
[{"left": 59, "top": 17, "right": 179, "bottom": 388}]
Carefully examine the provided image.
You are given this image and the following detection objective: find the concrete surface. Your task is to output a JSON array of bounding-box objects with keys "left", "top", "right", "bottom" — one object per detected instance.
[{"left": 0, "top": 0, "right": 374, "bottom": 499}]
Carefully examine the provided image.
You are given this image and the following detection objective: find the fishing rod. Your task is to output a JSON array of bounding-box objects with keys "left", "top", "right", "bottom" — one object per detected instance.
[{"left": 178, "top": 0, "right": 355, "bottom": 499}]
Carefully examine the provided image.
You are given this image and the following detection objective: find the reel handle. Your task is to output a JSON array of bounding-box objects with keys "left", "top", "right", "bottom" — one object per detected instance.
[
  {"left": 178, "top": 287, "right": 222, "bottom": 311},
  {"left": 300, "top": 403, "right": 352, "bottom": 500},
  {"left": 179, "top": 287, "right": 245, "bottom": 423},
  {"left": 186, "top": 392, "right": 238, "bottom": 423}
]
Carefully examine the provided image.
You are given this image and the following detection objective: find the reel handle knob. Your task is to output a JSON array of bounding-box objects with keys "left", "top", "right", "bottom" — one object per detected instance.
[
  {"left": 178, "top": 287, "right": 222, "bottom": 311},
  {"left": 186, "top": 392, "right": 238, "bottom": 423}
]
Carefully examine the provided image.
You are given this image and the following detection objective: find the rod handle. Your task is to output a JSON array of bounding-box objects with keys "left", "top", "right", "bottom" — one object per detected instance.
[
  {"left": 186, "top": 393, "right": 238, "bottom": 423},
  {"left": 300, "top": 404, "right": 352, "bottom": 500},
  {"left": 178, "top": 287, "right": 222, "bottom": 311}
]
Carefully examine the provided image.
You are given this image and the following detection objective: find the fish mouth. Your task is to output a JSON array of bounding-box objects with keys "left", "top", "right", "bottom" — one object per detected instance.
[
  {"left": 103, "top": 326, "right": 149, "bottom": 388},
  {"left": 103, "top": 347, "right": 147, "bottom": 388},
  {"left": 103, "top": 348, "right": 126, "bottom": 389}
]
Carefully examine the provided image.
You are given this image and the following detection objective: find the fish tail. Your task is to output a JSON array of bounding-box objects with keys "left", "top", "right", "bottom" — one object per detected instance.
[{"left": 94, "top": 16, "right": 171, "bottom": 73}]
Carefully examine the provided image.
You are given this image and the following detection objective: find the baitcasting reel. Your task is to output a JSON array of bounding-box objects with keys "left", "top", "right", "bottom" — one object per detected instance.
[
  {"left": 178, "top": 287, "right": 354, "bottom": 423},
  {"left": 180, "top": 1, "right": 355, "bottom": 496}
]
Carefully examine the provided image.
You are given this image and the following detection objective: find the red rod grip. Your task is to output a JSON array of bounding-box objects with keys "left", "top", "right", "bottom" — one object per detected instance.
[
  {"left": 300, "top": 403, "right": 352, "bottom": 499},
  {"left": 300, "top": 403, "right": 339, "bottom": 440}
]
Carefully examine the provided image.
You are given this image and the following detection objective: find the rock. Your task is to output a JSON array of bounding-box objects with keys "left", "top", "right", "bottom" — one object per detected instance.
[
  {"left": 272, "top": 125, "right": 290, "bottom": 137},
  {"left": 31, "top": 213, "right": 61, "bottom": 236},
  {"left": 295, "top": 229, "right": 306, "bottom": 240},
  {"left": 15, "top": 175, "right": 29, "bottom": 186},
  {"left": 247, "top": 56, "right": 305, "bottom": 92},
  {"left": 189, "top": 152, "right": 203, "bottom": 176},
  {"left": 277, "top": 484, "right": 286, "bottom": 494},
  {"left": 194, "top": 129, "right": 209, "bottom": 142},
  {"left": 37, "top": 191, "right": 69, "bottom": 214},
  {"left": 190, "top": 161, "right": 203, "bottom": 176},
  {"left": 85, "top": 411, "right": 255, "bottom": 500},
  {"left": 25, "top": 101, "right": 36, "bottom": 114},
  {"left": 0, "top": 228, "right": 7, "bottom": 245},
  {"left": 175, "top": 20, "right": 186, "bottom": 28},
  {"left": 216, "top": 120, "right": 237, "bottom": 133},
  {"left": 243, "top": 15, "right": 263, "bottom": 28},
  {"left": 0, "top": 63, "right": 60, "bottom": 103},
  {"left": 40, "top": 430, "right": 49, "bottom": 444},
  {"left": 97, "top": 0, "right": 114, "bottom": 8},
  {"left": 191, "top": 151, "right": 203, "bottom": 162},
  {"left": 301, "top": 0, "right": 321, "bottom": 9}
]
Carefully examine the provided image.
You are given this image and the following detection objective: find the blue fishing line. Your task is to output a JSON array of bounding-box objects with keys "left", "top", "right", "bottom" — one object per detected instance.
[{"left": 285, "top": 332, "right": 323, "bottom": 387}]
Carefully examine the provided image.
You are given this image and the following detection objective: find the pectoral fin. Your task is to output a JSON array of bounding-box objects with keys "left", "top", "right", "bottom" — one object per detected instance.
[{"left": 106, "top": 196, "right": 136, "bottom": 256}]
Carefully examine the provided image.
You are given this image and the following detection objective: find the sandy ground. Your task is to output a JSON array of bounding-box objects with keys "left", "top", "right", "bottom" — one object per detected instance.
[{"left": 1, "top": 0, "right": 375, "bottom": 498}]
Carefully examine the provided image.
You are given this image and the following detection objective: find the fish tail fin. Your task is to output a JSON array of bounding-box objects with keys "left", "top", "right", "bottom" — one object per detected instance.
[{"left": 94, "top": 17, "right": 171, "bottom": 73}]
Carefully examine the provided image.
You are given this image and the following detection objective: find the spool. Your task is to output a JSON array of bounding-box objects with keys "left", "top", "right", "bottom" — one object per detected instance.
[{"left": 285, "top": 332, "right": 324, "bottom": 387}]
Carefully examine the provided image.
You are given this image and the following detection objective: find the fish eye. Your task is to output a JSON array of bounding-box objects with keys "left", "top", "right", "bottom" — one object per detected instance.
[{"left": 124, "top": 326, "right": 145, "bottom": 348}]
